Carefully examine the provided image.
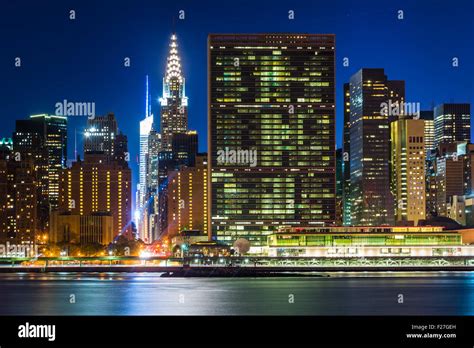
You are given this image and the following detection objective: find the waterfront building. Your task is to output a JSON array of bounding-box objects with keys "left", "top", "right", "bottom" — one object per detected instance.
[
  {"left": 267, "top": 226, "right": 471, "bottom": 257},
  {"left": 209, "top": 34, "right": 336, "bottom": 248}
]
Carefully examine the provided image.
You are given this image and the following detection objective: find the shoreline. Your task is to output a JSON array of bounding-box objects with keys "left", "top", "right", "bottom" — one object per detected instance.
[{"left": 0, "top": 265, "right": 472, "bottom": 275}]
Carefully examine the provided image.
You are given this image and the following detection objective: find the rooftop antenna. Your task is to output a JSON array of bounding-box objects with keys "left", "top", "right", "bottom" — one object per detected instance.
[
  {"left": 74, "top": 128, "right": 77, "bottom": 159},
  {"left": 145, "top": 75, "right": 149, "bottom": 117}
]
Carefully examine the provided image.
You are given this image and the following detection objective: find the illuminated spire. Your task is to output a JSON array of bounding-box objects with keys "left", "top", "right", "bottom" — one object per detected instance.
[
  {"left": 165, "top": 33, "right": 183, "bottom": 84},
  {"left": 145, "top": 75, "right": 149, "bottom": 117}
]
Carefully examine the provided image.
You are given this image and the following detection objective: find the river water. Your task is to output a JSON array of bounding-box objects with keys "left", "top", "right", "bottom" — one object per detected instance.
[{"left": 0, "top": 272, "right": 473, "bottom": 315}]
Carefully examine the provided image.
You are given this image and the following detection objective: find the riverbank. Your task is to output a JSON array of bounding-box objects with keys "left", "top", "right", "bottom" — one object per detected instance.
[{"left": 0, "top": 265, "right": 472, "bottom": 275}]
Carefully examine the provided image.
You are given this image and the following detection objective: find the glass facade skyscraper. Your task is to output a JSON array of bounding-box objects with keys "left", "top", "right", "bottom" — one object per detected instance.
[
  {"left": 434, "top": 103, "right": 471, "bottom": 149},
  {"left": 348, "top": 68, "right": 404, "bottom": 226},
  {"left": 209, "top": 34, "right": 336, "bottom": 248},
  {"left": 13, "top": 114, "right": 67, "bottom": 234}
]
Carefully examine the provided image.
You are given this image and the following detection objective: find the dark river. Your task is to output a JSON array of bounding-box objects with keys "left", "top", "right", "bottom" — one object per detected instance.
[{"left": 1, "top": 272, "right": 473, "bottom": 315}]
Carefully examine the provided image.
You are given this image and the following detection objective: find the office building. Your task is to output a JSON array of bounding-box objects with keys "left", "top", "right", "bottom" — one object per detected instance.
[
  {"left": 159, "top": 34, "right": 188, "bottom": 150},
  {"left": 434, "top": 103, "right": 470, "bottom": 149},
  {"left": 50, "top": 212, "right": 114, "bottom": 245},
  {"left": 13, "top": 114, "right": 67, "bottom": 233},
  {"left": 420, "top": 110, "right": 435, "bottom": 158},
  {"left": 391, "top": 118, "right": 426, "bottom": 225},
  {"left": 209, "top": 34, "right": 336, "bottom": 248},
  {"left": 342, "top": 83, "right": 351, "bottom": 226},
  {"left": 348, "top": 68, "right": 405, "bottom": 226}
]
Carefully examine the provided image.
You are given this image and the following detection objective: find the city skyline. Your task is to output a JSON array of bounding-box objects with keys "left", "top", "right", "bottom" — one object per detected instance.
[
  {"left": 1, "top": 2, "right": 474, "bottom": 339},
  {"left": 1, "top": 0, "right": 472, "bottom": 193}
]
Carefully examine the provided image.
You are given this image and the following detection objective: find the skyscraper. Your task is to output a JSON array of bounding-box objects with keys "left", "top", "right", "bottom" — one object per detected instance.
[
  {"left": 138, "top": 116, "right": 153, "bottom": 203},
  {"left": 420, "top": 110, "right": 435, "bottom": 159},
  {"left": 13, "top": 114, "right": 67, "bottom": 233},
  {"left": 391, "top": 118, "right": 426, "bottom": 225},
  {"left": 342, "top": 83, "right": 351, "bottom": 226},
  {"left": 172, "top": 131, "right": 198, "bottom": 167},
  {"left": 138, "top": 75, "right": 154, "bottom": 211},
  {"left": 156, "top": 132, "right": 199, "bottom": 239},
  {"left": 435, "top": 143, "right": 465, "bottom": 216},
  {"left": 348, "top": 68, "right": 404, "bottom": 226},
  {"left": 209, "top": 34, "right": 336, "bottom": 248},
  {"left": 58, "top": 114, "right": 132, "bottom": 241},
  {"left": 336, "top": 148, "right": 343, "bottom": 226},
  {"left": 84, "top": 113, "right": 128, "bottom": 166},
  {"left": 420, "top": 110, "right": 436, "bottom": 218},
  {"left": 159, "top": 34, "right": 188, "bottom": 150},
  {"left": 434, "top": 103, "right": 471, "bottom": 149},
  {"left": 0, "top": 146, "right": 37, "bottom": 243},
  {"left": 163, "top": 154, "right": 208, "bottom": 238},
  {"left": 58, "top": 152, "right": 132, "bottom": 240}
]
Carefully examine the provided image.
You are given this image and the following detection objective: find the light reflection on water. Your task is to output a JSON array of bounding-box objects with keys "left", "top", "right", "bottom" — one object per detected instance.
[{"left": 0, "top": 272, "right": 472, "bottom": 315}]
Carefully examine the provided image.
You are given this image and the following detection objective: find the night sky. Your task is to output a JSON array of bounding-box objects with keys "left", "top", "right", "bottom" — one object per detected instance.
[{"left": 1, "top": 0, "right": 473, "bottom": 194}]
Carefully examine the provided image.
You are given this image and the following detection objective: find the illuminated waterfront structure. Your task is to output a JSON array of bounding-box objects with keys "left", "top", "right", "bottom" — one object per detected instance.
[
  {"left": 434, "top": 103, "right": 471, "bottom": 149},
  {"left": 348, "top": 69, "right": 404, "bottom": 226},
  {"left": 159, "top": 34, "right": 188, "bottom": 150},
  {"left": 209, "top": 34, "right": 336, "bottom": 248},
  {"left": 267, "top": 226, "right": 470, "bottom": 257},
  {"left": 391, "top": 118, "right": 426, "bottom": 225},
  {"left": 13, "top": 114, "right": 67, "bottom": 234}
]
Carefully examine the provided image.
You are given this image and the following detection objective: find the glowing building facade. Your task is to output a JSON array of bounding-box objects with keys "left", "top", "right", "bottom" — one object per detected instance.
[
  {"left": 159, "top": 34, "right": 188, "bottom": 150},
  {"left": 13, "top": 114, "right": 67, "bottom": 234},
  {"left": 209, "top": 34, "right": 336, "bottom": 248},
  {"left": 391, "top": 118, "right": 426, "bottom": 225},
  {"left": 348, "top": 68, "right": 404, "bottom": 226},
  {"left": 434, "top": 103, "right": 471, "bottom": 149}
]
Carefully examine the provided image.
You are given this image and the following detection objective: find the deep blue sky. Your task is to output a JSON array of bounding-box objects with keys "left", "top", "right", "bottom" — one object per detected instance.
[{"left": 1, "top": 0, "right": 473, "bottom": 194}]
